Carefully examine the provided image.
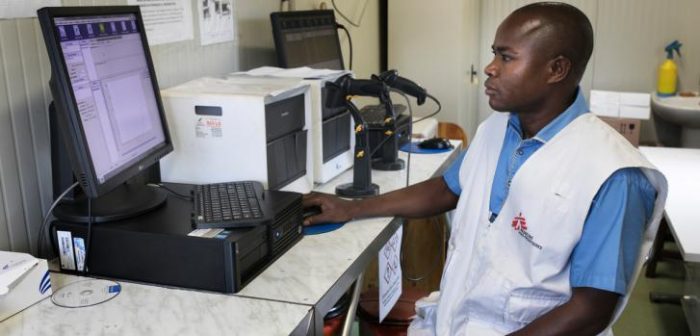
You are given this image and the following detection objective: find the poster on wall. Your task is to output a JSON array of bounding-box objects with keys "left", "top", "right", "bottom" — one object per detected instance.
[
  {"left": 127, "top": 0, "right": 194, "bottom": 46},
  {"left": 198, "top": 0, "right": 236, "bottom": 46},
  {"left": 0, "top": 0, "right": 60, "bottom": 19}
]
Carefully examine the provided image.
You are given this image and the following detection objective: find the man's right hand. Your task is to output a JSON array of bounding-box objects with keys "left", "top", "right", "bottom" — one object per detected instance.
[
  {"left": 301, "top": 177, "right": 459, "bottom": 226},
  {"left": 302, "top": 192, "right": 358, "bottom": 226}
]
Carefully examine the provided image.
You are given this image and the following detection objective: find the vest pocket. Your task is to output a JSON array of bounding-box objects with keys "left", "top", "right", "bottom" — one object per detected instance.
[{"left": 505, "top": 291, "right": 568, "bottom": 325}]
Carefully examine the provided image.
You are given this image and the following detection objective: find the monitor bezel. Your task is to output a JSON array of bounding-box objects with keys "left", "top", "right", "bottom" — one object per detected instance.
[
  {"left": 38, "top": 6, "right": 173, "bottom": 198},
  {"left": 270, "top": 9, "right": 345, "bottom": 70}
]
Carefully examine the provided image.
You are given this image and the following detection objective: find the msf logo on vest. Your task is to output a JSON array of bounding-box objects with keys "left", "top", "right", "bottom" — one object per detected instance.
[{"left": 512, "top": 212, "right": 542, "bottom": 250}]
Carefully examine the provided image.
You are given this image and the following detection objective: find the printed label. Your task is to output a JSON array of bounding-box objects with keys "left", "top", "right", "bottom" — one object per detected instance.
[
  {"left": 195, "top": 117, "right": 223, "bottom": 138},
  {"left": 378, "top": 227, "right": 403, "bottom": 322},
  {"left": 57, "top": 231, "right": 77, "bottom": 271},
  {"left": 188, "top": 228, "right": 224, "bottom": 238},
  {"left": 73, "top": 237, "right": 86, "bottom": 272}
]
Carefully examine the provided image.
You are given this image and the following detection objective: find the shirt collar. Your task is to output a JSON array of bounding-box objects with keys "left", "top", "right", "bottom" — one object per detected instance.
[{"left": 508, "top": 87, "right": 588, "bottom": 143}]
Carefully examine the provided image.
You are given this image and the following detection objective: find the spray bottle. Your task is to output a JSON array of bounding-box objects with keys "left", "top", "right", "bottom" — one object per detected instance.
[{"left": 657, "top": 40, "right": 682, "bottom": 96}]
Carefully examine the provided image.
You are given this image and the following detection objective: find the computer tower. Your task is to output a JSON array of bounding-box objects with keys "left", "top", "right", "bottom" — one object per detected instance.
[
  {"left": 227, "top": 70, "right": 354, "bottom": 184},
  {"left": 50, "top": 184, "right": 303, "bottom": 293},
  {"left": 159, "top": 77, "right": 313, "bottom": 193}
]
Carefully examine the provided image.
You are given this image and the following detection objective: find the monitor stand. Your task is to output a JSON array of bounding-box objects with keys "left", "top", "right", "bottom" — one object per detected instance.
[{"left": 53, "top": 183, "right": 167, "bottom": 224}]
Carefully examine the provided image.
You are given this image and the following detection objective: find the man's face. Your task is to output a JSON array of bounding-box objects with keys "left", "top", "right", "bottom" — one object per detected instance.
[{"left": 483, "top": 14, "right": 552, "bottom": 113}]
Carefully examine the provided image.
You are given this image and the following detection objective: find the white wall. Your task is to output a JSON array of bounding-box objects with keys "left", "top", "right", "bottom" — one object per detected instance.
[
  {"left": 477, "top": 0, "right": 700, "bottom": 143},
  {"left": 0, "top": 0, "right": 380, "bottom": 254}
]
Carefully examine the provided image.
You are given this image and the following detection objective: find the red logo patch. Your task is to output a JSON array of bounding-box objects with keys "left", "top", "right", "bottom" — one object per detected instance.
[{"left": 512, "top": 212, "right": 527, "bottom": 231}]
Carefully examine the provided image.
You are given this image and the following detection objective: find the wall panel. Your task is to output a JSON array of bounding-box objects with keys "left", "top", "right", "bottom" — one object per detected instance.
[{"left": 0, "top": 0, "right": 379, "bottom": 254}]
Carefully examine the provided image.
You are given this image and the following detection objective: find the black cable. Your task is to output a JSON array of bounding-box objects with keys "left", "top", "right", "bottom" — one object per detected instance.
[
  {"left": 147, "top": 183, "right": 192, "bottom": 201},
  {"left": 83, "top": 197, "right": 93, "bottom": 274},
  {"left": 390, "top": 89, "right": 412, "bottom": 188},
  {"left": 392, "top": 89, "right": 444, "bottom": 282},
  {"left": 368, "top": 130, "right": 393, "bottom": 157},
  {"left": 332, "top": 0, "right": 368, "bottom": 28},
  {"left": 412, "top": 93, "right": 442, "bottom": 124},
  {"left": 38, "top": 181, "right": 80, "bottom": 258},
  {"left": 337, "top": 23, "right": 353, "bottom": 71}
]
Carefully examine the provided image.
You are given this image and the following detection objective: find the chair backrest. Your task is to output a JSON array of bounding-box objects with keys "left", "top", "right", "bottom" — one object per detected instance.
[
  {"left": 603, "top": 169, "right": 668, "bottom": 333},
  {"left": 437, "top": 122, "right": 468, "bottom": 149}
]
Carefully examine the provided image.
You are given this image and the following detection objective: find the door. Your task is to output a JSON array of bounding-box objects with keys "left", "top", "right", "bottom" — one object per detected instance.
[{"left": 388, "top": 0, "right": 481, "bottom": 138}]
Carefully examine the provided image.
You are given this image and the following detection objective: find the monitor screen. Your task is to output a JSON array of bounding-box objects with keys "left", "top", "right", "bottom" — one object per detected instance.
[
  {"left": 270, "top": 10, "right": 344, "bottom": 70},
  {"left": 39, "top": 7, "right": 172, "bottom": 198}
]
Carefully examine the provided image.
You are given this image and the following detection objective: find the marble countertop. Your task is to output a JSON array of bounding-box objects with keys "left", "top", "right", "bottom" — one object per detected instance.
[
  {"left": 237, "top": 144, "right": 460, "bottom": 306},
  {"left": 1, "top": 143, "right": 459, "bottom": 335},
  {"left": 0, "top": 273, "right": 312, "bottom": 336}
]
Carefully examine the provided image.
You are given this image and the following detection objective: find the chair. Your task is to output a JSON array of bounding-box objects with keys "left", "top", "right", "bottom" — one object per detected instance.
[
  {"left": 437, "top": 121, "right": 468, "bottom": 149},
  {"left": 646, "top": 218, "right": 682, "bottom": 278},
  {"left": 646, "top": 218, "right": 684, "bottom": 304}
]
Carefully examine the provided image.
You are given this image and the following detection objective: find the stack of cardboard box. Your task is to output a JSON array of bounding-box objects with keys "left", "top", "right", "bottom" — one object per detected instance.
[{"left": 590, "top": 90, "right": 650, "bottom": 147}]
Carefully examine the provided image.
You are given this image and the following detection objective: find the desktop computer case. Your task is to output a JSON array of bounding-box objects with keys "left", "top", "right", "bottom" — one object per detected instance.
[
  {"left": 159, "top": 77, "right": 314, "bottom": 193},
  {"left": 227, "top": 72, "right": 355, "bottom": 184},
  {"left": 50, "top": 184, "right": 303, "bottom": 293}
]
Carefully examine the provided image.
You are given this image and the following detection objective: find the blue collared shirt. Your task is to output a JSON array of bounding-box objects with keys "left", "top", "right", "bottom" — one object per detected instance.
[{"left": 443, "top": 89, "right": 656, "bottom": 295}]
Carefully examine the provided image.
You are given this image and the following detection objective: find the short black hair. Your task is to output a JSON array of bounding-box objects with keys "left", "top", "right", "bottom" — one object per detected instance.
[{"left": 513, "top": 2, "right": 594, "bottom": 80}]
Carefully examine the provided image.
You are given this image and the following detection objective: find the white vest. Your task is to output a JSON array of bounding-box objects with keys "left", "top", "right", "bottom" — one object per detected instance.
[{"left": 409, "top": 112, "right": 667, "bottom": 335}]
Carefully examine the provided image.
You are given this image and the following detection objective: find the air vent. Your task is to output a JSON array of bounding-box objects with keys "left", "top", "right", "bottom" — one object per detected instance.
[{"left": 78, "top": 173, "right": 89, "bottom": 187}]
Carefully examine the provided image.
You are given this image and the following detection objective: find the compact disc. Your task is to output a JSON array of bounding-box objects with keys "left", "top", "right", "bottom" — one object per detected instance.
[{"left": 51, "top": 278, "right": 121, "bottom": 308}]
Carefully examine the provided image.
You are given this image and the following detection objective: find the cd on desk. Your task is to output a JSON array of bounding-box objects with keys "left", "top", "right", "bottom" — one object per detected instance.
[{"left": 51, "top": 279, "right": 121, "bottom": 308}]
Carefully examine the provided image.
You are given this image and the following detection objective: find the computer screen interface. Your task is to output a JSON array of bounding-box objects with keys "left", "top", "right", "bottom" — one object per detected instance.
[{"left": 52, "top": 13, "right": 167, "bottom": 187}]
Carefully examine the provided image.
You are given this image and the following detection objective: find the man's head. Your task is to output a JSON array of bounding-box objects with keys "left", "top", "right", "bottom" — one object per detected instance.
[{"left": 484, "top": 2, "right": 593, "bottom": 113}]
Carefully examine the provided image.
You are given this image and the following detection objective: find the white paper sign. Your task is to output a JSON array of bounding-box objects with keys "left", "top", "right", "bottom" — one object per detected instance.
[
  {"left": 128, "top": 0, "right": 193, "bottom": 46},
  {"left": 378, "top": 226, "right": 403, "bottom": 322},
  {"left": 198, "top": 0, "right": 235, "bottom": 46},
  {"left": 0, "top": 0, "right": 60, "bottom": 19}
]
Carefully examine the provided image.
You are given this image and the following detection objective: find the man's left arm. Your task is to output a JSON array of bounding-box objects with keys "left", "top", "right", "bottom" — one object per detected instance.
[{"left": 511, "top": 167, "right": 658, "bottom": 335}]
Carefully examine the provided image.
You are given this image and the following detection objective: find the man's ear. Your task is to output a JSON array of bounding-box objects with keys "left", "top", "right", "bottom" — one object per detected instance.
[{"left": 547, "top": 55, "right": 572, "bottom": 84}]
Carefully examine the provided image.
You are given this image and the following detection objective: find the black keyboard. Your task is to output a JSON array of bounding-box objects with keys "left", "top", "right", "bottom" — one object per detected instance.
[{"left": 192, "top": 181, "right": 265, "bottom": 229}]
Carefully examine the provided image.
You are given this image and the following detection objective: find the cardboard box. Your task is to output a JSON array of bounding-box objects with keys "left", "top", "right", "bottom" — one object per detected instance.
[
  {"left": 599, "top": 116, "right": 641, "bottom": 147},
  {"left": 590, "top": 90, "right": 651, "bottom": 120},
  {"left": 0, "top": 252, "right": 52, "bottom": 322}
]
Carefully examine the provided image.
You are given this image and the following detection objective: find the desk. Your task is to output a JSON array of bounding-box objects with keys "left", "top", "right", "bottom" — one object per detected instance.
[
  {"left": 0, "top": 273, "right": 313, "bottom": 335},
  {"left": 640, "top": 146, "right": 700, "bottom": 335},
  {"left": 0, "top": 144, "right": 459, "bottom": 335},
  {"left": 238, "top": 144, "right": 460, "bottom": 334}
]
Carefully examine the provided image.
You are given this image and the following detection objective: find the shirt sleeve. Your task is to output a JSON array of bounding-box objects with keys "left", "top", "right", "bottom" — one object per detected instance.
[
  {"left": 569, "top": 167, "right": 657, "bottom": 295},
  {"left": 442, "top": 149, "right": 467, "bottom": 196}
]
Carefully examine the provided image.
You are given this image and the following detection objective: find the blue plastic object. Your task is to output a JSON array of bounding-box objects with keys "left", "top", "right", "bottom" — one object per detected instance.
[
  {"left": 303, "top": 222, "right": 346, "bottom": 235},
  {"left": 400, "top": 142, "right": 451, "bottom": 154}
]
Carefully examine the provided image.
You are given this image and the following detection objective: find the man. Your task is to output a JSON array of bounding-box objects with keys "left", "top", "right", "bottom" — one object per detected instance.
[{"left": 303, "top": 2, "right": 667, "bottom": 335}]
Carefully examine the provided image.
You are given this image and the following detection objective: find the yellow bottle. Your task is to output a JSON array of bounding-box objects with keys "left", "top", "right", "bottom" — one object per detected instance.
[{"left": 657, "top": 40, "right": 682, "bottom": 97}]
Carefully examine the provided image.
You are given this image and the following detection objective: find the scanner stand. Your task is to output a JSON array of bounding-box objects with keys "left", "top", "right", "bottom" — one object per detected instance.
[
  {"left": 336, "top": 102, "right": 379, "bottom": 198},
  {"left": 370, "top": 96, "right": 404, "bottom": 171}
]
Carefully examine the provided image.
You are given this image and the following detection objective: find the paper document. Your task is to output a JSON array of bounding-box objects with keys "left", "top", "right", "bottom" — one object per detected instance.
[
  {"left": 233, "top": 66, "right": 348, "bottom": 79},
  {"left": 166, "top": 77, "right": 302, "bottom": 97},
  {"left": 128, "top": 0, "right": 194, "bottom": 46},
  {"left": 0, "top": 251, "right": 39, "bottom": 295},
  {"left": 378, "top": 227, "right": 403, "bottom": 322},
  {"left": 198, "top": 0, "right": 235, "bottom": 46}
]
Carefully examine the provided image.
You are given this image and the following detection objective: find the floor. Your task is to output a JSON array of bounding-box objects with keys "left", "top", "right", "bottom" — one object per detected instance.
[{"left": 613, "top": 242, "right": 691, "bottom": 335}]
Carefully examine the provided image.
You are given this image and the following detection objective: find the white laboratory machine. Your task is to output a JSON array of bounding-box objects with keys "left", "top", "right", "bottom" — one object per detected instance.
[{"left": 159, "top": 77, "right": 313, "bottom": 193}]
